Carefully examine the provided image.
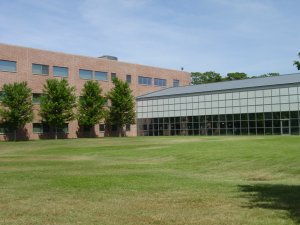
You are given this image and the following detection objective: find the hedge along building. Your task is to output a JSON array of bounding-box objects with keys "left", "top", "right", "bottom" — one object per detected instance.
[
  {"left": 0, "top": 43, "right": 190, "bottom": 140},
  {"left": 136, "top": 73, "right": 300, "bottom": 136}
]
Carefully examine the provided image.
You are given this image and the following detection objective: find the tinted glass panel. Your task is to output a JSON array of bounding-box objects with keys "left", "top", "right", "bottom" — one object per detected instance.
[
  {"left": 53, "top": 66, "right": 68, "bottom": 77},
  {"left": 99, "top": 124, "right": 105, "bottom": 132},
  {"left": 138, "top": 76, "right": 152, "bottom": 85},
  {"left": 0, "top": 60, "right": 16, "bottom": 72},
  {"left": 32, "top": 64, "right": 49, "bottom": 75},
  {"left": 79, "top": 69, "right": 93, "bottom": 79},
  {"left": 95, "top": 71, "right": 108, "bottom": 81},
  {"left": 32, "top": 93, "right": 42, "bottom": 104},
  {"left": 111, "top": 73, "right": 117, "bottom": 81},
  {"left": 154, "top": 78, "right": 167, "bottom": 86},
  {"left": 0, "top": 92, "right": 4, "bottom": 101},
  {"left": 126, "top": 75, "right": 132, "bottom": 83}
]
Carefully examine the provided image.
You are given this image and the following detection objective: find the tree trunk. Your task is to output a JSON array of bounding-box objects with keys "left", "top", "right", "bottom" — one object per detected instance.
[
  {"left": 55, "top": 127, "right": 57, "bottom": 140},
  {"left": 118, "top": 126, "right": 122, "bottom": 137},
  {"left": 13, "top": 129, "right": 17, "bottom": 142}
]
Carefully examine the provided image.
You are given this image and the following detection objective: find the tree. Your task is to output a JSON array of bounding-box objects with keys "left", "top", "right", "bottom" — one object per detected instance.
[
  {"left": 191, "top": 71, "right": 222, "bottom": 84},
  {"left": 40, "top": 79, "right": 76, "bottom": 139},
  {"left": 226, "top": 72, "right": 248, "bottom": 80},
  {"left": 77, "top": 81, "right": 106, "bottom": 136},
  {"left": 107, "top": 78, "right": 135, "bottom": 136},
  {"left": 0, "top": 82, "right": 33, "bottom": 141},
  {"left": 294, "top": 52, "right": 300, "bottom": 70},
  {"left": 256, "top": 73, "right": 280, "bottom": 78}
]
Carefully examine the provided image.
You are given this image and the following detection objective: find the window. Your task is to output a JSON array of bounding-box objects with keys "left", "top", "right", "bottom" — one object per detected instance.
[
  {"left": 95, "top": 71, "right": 108, "bottom": 81},
  {"left": 32, "top": 93, "right": 42, "bottom": 104},
  {"left": 126, "top": 74, "right": 132, "bottom": 84},
  {"left": 111, "top": 73, "right": 117, "bottom": 81},
  {"left": 53, "top": 66, "right": 68, "bottom": 77},
  {"left": 99, "top": 124, "right": 105, "bottom": 132},
  {"left": 79, "top": 69, "right": 93, "bottom": 79},
  {"left": 32, "top": 123, "right": 50, "bottom": 133},
  {"left": 173, "top": 79, "right": 180, "bottom": 87},
  {"left": 154, "top": 78, "right": 167, "bottom": 87},
  {"left": 126, "top": 124, "right": 131, "bottom": 131},
  {"left": 138, "top": 76, "right": 152, "bottom": 86},
  {"left": 0, "top": 60, "right": 16, "bottom": 72},
  {"left": 57, "top": 123, "right": 69, "bottom": 133},
  {"left": 32, "top": 64, "right": 49, "bottom": 75},
  {"left": 0, "top": 92, "right": 4, "bottom": 101},
  {"left": 0, "top": 124, "right": 11, "bottom": 134}
]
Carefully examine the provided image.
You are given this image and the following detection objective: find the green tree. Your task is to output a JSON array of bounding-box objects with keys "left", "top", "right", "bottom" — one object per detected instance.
[
  {"left": 40, "top": 79, "right": 76, "bottom": 139},
  {"left": 294, "top": 52, "right": 300, "bottom": 70},
  {"left": 107, "top": 78, "right": 135, "bottom": 136},
  {"left": 257, "top": 73, "right": 280, "bottom": 78},
  {"left": 78, "top": 81, "right": 106, "bottom": 136},
  {"left": 0, "top": 82, "right": 33, "bottom": 141},
  {"left": 191, "top": 71, "right": 222, "bottom": 84},
  {"left": 226, "top": 72, "right": 248, "bottom": 80}
]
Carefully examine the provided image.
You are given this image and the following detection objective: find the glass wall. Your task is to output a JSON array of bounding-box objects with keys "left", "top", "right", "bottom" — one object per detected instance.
[{"left": 137, "top": 85, "right": 300, "bottom": 136}]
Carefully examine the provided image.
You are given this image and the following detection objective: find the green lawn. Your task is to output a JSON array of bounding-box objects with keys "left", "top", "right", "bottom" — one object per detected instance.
[{"left": 0, "top": 136, "right": 300, "bottom": 225}]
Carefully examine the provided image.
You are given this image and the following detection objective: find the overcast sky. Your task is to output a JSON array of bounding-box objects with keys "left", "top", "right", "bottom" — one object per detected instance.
[{"left": 0, "top": 0, "right": 299, "bottom": 76}]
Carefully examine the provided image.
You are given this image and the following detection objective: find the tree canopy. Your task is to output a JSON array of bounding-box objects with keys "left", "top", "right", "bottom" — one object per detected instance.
[
  {"left": 106, "top": 78, "right": 135, "bottom": 136},
  {"left": 226, "top": 72, "right": 248, "bottom": 80},
  {"left": 40, "top": 79, "right": 76, "bottom": 139},
  {"left": 294, "top": 52, "right": 300, "bottom": 70},
  {"left": 191, "top": 71, "right": 222, "bottom": 84},
  {"left": 77, "top": 81, "right": 106, "bottom": 128},
  {"left": 0, "top": 82, "right": 33, "bottom": 140},
  {"left": 191, "top": 71, "right": 280, "bottom": 85}
]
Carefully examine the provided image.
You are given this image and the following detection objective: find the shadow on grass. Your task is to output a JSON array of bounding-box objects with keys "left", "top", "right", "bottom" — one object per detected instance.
[{"left": 239, "top": 184, "right": 300, "bottom": 224}]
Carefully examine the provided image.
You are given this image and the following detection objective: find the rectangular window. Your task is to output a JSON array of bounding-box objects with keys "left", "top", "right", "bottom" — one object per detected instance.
[
  {"left": 53, "top": 66, "right": 68, "bottom": 77},
  {"left": 154, "top": 78, "right": 167, "bottom": 87},
  {"left": 173, "top": 79, "right": 180, "bottom": 87},
  {"left": 57, "top": 123, "right": 69, "bottom": 133},
  {"left": 79, "top": 69, "right": 93, "bottom": 79},
  {"left": 0, "top": 124, "right": 10, "bottom": 134},
  {"left": 0, "top": 60, "right": 16, "bottom": 72},
  {"left": 95, "top": 71, "right": 108, "bottom": 81},
  {"left": 99, "top": 124, "right": 105, "bottom": 132},
  {"left": 126, "top": 74, "right": 132, "bottom": 84},
  {"left": 32, "top": 64, "right": 49, "bottom": 75},
  {"left": 0, "top": 91, "right": 4, "bottom": 101},
  {"left": 32, "top": 123, "right": 50, "bottom": 133},
  {"left": 111, "top": 73, "right": 117, "bottom": 81},
  {"left": 32, "top": 93, "right": 42, "bottom": 104},
  {"left": 126, "top": 124, "right": 131, "bottom": 131},
  {"left": 138, "top": 76, "right": 152, "bottom": 86}
]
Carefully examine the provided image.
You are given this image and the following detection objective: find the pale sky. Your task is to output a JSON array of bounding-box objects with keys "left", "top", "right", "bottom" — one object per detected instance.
[{"left": 0, "top": 0, "right": 299, "bottom": 76}]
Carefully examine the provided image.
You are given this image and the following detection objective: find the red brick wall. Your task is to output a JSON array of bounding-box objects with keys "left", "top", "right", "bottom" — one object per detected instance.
[{"left": 0, "top": 43, "right": 191, "bottom": 140}]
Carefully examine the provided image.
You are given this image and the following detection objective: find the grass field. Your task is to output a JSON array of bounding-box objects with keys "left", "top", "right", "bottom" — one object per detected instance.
[{"left": 0, "top": 136, "right": 300, "bottom": 225}]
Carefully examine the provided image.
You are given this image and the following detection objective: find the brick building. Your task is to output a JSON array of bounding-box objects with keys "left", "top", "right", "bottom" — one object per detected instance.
[{"left": 0, "top": 43, "right": 190, "bottom": 140}]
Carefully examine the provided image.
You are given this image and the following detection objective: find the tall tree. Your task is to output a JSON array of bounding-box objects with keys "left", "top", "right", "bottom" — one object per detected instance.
[
  {"left": 77, "top": 81, "right": 106, "bottom": 135},
  {"left": 40, "top": 79, "right": 76, "bottom": 139},
  {"left": 294, "top": 52, "right": 300, "bottom": 70},
  {"left": 0, "top": 82, "right": 33, "bottom": 141},
  {"left": 107, "top": 78, "right": 135, "bottom": 136},
  {"left": 191, "top": 71, "right": 222, "bottom": 84},
  {"left": 226, "top": 72, "right": 248, "bottom": 80}
]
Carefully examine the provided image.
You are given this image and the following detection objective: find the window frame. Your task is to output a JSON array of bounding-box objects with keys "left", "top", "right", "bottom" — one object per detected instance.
[
  {"left": 32, "top": 63, "right": 49, "bottom": 76},
  {"left": 53, "top": 66, "right": 69, "bottom": 77},
  {"left": 154, "top": 78, "right": 167, "bottom": 87},
  {"left": 95, "top": 71, "right": 108, "bottom": 81},
  {"left": 79, "top": 69, "right": 93, "bottom": 80},
  {"left": 0, "top": 59, "right": 17, "bottom": 73},
  {"left": 138, "top": 76, "right": 152, "bottom": 86}
]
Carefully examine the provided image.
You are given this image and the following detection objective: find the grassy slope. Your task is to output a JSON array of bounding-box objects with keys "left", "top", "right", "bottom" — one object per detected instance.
[{"left": 0, "top": 136, "right": 299, "bottom": 225}]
